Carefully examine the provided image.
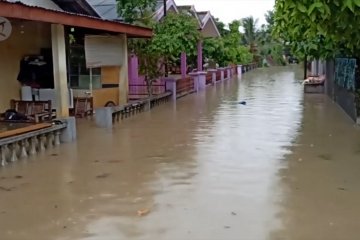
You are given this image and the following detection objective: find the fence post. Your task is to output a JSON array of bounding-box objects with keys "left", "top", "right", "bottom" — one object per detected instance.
[
  {"left": 165, "top": 78, "right": 177, "bottom": 101},
  {"left": 198, "top": 72, "right": 207, "bottom": 90},
  {"left": 209, "top": 69, "right": 217, "bottom": 84},
  {"left": 227, "top": 67, "right": 231, "bottom": 80},
  {"left": 189, "top": 72, "right": 199, "bottom": 92},
  {"left": 237, "top": 65, "right": 242, "bottom": 78},
  {"left": 95, "top": 107, "right": 113, "bottom": 128},
  {"left": 219, "top": 68, "right": 225, "bottom": 81}
]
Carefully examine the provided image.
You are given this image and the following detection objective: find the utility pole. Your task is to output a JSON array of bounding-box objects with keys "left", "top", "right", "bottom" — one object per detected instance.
[{"left": 164, "top": 0, "right": 167, "bottom": 17}]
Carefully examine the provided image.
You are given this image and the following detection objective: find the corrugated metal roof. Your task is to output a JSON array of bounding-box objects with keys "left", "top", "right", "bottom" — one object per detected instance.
[
  {"left": 0, "top": 0, "right": 152, "bottom": 37},
  {"left": 86, "top": 0, "right": 165, "bottom": 21},
  {"left": 52, "top": 0, "right": 99, "bottom": 17},
  {"left": 4, "top": 0, "right": 63, "bottom": 11},
  {"left": 86, "top": 0, "right": 120, "bottom": 20},
  {"left": 197, "top": 11, "right": 208, "bottom": 22}
]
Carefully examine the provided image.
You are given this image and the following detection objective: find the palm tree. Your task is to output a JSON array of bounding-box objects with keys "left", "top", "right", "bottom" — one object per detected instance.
[
  {"left": 242, "top": 16, "right": 259, "bottom": 62},
  {"left": 242, "top": 16, "right": 258, "bottom": 46}
]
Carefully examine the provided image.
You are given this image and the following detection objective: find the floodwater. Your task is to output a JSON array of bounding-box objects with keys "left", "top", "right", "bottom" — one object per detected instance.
[{"left": 1, "top": 67, "right": 360, "bottom": 240}]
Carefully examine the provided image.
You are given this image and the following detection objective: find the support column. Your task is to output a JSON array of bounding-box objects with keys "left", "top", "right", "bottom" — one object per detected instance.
[
  {"left": 311, "top": 60, "right": 317, "bottom": 76},
  {"left": 119, "top": 34, "right": 129, "bottom": 105},
  {"left": 181, "top": 52, "right": 187, "bottom": 79},
  {"left": 237, "top": 65, "right": 242, "bottom": 78},
  {"left": 197, "top": 72, "right": 207, "bottom": 90},
  {"left": 129, "top": 55, "right": 139, "bottom": 84},
  {"left": 197, "top": 40, "right": 203, "bottom": 71},
  {"left": 51, "top": 24, "right": 69, "bottom": 117},
  {"left": 226, "top": 68, "right": 231, "bottom": 80},
  {"left": 208, "top": 69, "right": 217, "bottom": 84},
  {"left": 165, "top": 78, "right": 177, "bottom": 101},
  {"left": 219, "top": 68, "right": 225, "bottom": 81},
  {"left": 189, "top": 72, "right": 199, "bottom": 92},
  {"left": 318, "top": 60, "right": 324, "bottom": 75}
]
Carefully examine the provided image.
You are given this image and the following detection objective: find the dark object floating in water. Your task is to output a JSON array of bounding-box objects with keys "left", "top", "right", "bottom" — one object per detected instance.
[
  {"left": 96, "top": 173, "right": 110, "bottom": 179},
  {"left": 239, "top": 101, "right": 247, "bottom": 105}
]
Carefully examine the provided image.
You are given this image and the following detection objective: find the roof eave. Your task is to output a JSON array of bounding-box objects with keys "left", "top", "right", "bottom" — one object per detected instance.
[{"left": 0, "top": 1, "right": 152, "bottom": 38}]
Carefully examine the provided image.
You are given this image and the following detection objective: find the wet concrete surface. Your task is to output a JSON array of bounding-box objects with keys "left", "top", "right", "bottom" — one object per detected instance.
[{"left": 1, "top": 67, "right": 360, "bottom": 240}]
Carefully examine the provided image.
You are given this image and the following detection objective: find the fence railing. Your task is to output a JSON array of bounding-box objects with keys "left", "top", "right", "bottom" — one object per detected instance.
[
  {"left": 0, "top": 123, "right": 66, "bottom": 167},
  {"left": 129, "top": 84, "right": 166, "bottom": 99},
  {"left": 176, "top": 77, "right": 194, "bottom": 95}
]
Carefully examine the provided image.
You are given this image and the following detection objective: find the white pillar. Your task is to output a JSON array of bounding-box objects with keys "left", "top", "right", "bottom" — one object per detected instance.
[
  {"left": 237, "top": 65, "right": 242, "bottom": 78},
  {"left": 198, "top": 72, "right": 207, "bottom": 90},
  {"left": 319, "top": 60, "right": 325, "bottom": 75},
  {"left": 311, "top": 61, "right": 316, "bottom": 76},
  {"left": 51, "top": 24, "right": 69, "bottom": 117},
  {"left": 119, "top": 34, "right": 129, "bottom": 105},
  {"left": 227, "top": 68, "right": 231, "bottom": 80}
]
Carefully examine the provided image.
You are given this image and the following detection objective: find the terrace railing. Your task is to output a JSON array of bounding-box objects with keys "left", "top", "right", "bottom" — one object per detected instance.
[{"left": 176, "top": 77, "right": 194, "bottom": 96}]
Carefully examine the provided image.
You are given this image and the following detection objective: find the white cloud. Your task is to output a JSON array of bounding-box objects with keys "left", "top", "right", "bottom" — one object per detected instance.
[{"left": 175, "top": 0, "right": 275, "bottom": 26}]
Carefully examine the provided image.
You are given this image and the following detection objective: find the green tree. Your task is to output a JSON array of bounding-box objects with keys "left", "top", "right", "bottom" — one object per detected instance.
[
  {"left": 116, "top": 0, "right": 157, "bottom": 24},
  {"left": 117, "top": 0, "right": 200, "bottom": 96},
  {"left": 242, "top": 16, "right": 258, "bottom": 46},
  {"left": 203, "top": 20, "right": 253, "bottom": 66},
  {"left": 214, "top": 17, "right": 229, "bottom": 36},
  {"left": 151, "top": 13, "right": 200, "bottom": 63},
  {"left": 265, "top": 10, "right": 275, "bottom": 32},
  {"left": 256, "top": 10, "right": 287, "bottom": 66},
  {"left": 273, "top": 0, "right": 360, "bottom": 59}
]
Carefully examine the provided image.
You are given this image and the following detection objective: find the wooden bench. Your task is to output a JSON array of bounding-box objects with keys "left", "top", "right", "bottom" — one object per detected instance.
[{"left": 5, "top": 100, "right": 53, "bottom": 123}]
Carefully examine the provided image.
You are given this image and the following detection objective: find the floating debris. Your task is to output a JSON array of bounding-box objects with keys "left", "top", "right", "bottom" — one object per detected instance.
[
  {"left": 107, "top": 160, "right": 122, "bottom": 163},
  {"left": 318, "top": 154, "right": 332, "bottom": 161},
  {"left": 96, "top": 173, "right": 110, "bottom": 179},
  {"left": 0, "top": 186, "right": 15, "bottom": 192},
  {"left": 137, "top": 209, "right": 150, "bottom": 217}
]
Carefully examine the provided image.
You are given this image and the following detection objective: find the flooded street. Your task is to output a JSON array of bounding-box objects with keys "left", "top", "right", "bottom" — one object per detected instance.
[{"left": 1, "top": 66, "right": 360, "bottom": 240}]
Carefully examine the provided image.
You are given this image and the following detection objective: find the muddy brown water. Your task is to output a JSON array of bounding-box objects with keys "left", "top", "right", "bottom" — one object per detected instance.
[{"left": 1, "top": 67, "right": 360, "bottom": 240}]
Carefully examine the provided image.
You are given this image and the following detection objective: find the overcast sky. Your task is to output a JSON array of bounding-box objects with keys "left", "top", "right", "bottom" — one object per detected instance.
[{"left": 176, "top": 0, "right": 275, "bottom": 27}]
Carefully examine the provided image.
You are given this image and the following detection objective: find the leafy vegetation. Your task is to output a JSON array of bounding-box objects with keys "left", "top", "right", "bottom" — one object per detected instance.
[
  {"left": 116, "top": 0, "right": 157, "bottom": 24},
  {"left": 203, "top": 19, "right": 253, "bottom": 67},
  {"left": 117, "top": 0, "right": 200, "bottom": 96},
  {"left": 256, "top": 10, "right": 287, "bottom": 66},
  {"left": 273, "top": 0, "right": 360, "bottom": 59}
]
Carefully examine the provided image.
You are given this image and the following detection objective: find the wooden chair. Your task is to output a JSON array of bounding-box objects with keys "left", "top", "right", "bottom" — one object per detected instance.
[
  {"left": 74, "top": 97, "right": 93, "bottom": 118},
  {"left": 9, "top": 100, "right": 52, "bottom": 123}
]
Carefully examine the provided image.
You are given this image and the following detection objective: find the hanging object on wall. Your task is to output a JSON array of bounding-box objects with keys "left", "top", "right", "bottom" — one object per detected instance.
[
  {"left": 84, "top": 35, "right": 124, "bottom": 68},
  {"left": 0, "top": 17, "right": 12, "bottom": 41}
]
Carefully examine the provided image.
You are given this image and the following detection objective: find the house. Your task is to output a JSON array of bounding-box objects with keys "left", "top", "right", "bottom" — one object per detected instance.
[
  {"left": 0, "top": 0, "right": 152, "bottom": 143},
  {"left": 0, "top": 0, "right": 151, "bottom": 110},
  {"left": 108, "top": 0, "right": 220, "bottom": 97},
  {"left": 49, "top": 0, "right": 220, "bottom": 99}
]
